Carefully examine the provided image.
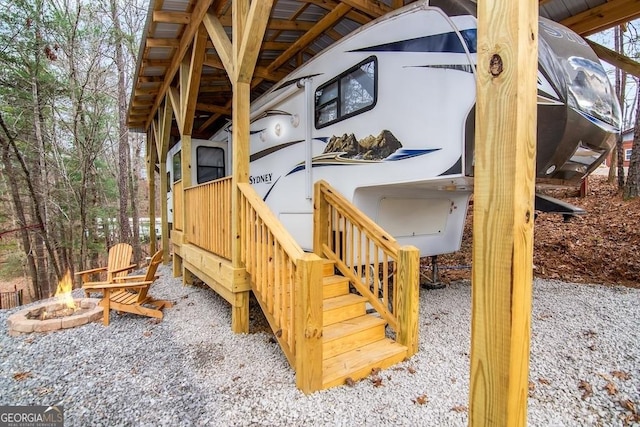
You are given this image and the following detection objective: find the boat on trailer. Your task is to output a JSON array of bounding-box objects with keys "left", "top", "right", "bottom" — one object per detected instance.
[{"left": 168, "top": 0, "right": 621, "bottom": 258}]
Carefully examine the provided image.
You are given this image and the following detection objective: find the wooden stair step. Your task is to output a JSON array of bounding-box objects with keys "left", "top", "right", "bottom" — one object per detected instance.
[
  {"left": 323, "top": 275, "right": 350, "bottom": 298},
  {"left": 323, "top": 315, "right": 387, "bottom": 360},
  {"left": 322, "top": 338, "right": 408, "bottom": 389},
  {"left": 322, "top": 259, "right": 335, "bottom": 277},
  {"left": 323, "top": 294, "right": 367, "bottom": 326}
]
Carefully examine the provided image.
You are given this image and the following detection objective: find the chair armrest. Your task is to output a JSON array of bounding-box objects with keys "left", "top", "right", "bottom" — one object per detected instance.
[
  {"left": 109, "top": 264, "right": 138, "bottom": 275},
  {"left": 75, "top": 266, "right": 107, "bottom": 276},
  {"left": 114, "top": 274, "right": 145, "bottom": 282},
  {"left": 83, "top": 280, "right": 153, "bottom": 290}
]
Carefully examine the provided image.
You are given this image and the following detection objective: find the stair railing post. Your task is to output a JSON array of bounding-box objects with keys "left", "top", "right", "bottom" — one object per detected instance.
[
  {"left": 313, "top": 181, "right": 329, "bottom": 258},
  {"left": 294, "top": 253, "right": 324, "bottom": 393},
  {"left": 396, "top": 245, "right": 420, "bottom": 356}
]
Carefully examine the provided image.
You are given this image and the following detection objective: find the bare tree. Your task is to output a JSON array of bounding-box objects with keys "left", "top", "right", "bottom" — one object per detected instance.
[{"left": 623, "top": 82, "right": 640, "bottom": 199}]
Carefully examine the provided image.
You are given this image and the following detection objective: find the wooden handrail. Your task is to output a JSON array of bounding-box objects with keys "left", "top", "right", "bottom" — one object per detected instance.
[
  {"left": 314, "top": 180, "right": 419, "bottom": 356},
  {"left": 238, "top": 182, "right": 322, "bottom": 393},
  {"left": 238, "top": 183, "right": 305, "bottom": 261}
]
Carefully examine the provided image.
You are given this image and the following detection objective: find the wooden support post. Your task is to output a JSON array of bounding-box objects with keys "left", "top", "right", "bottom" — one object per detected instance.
[
  {"left": 232, "top": 290, "right": 249, "bottom": 333},
  {"left": 148, "top": 130, "right": 157, "bottom": 255},
  {"left": 470, "top": 1, "right": 538, "bottom": 426},
  {"left": 295, "top": 253, "right": 324, "bottom": 393},
  {"left": 159, "top": 98, "right": 172, "bottom": 265},
  {"left": 159, "top": 160, "right": 169, "bottom": 265},
  {"left": 395, "top": 246, "right": 420, "bottom": 357},
  {"left": 172, "top": 253, "right": 182, "bottom": 278},
  {"left": 312, "top": 181, "right": 329, "bottom": 257},
  {"left": 231, "top": 82, "right": 250, "bottom": 269}
]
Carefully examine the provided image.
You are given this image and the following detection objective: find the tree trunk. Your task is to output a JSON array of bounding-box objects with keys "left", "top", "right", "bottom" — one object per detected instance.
[
  {"left": 129, "top": 134, "right": 143, "bottom": 262},
  {"left": 614, "top": 25, "right": 626, "bottom": 189},
  {"left": 111, "top": 0, "right": 132, "bottom": 247},
  {"left": 0, "top": 137, "right": 41, "bottom": 300},
  {"left": 623, "top": 83, "right": 640, "bottom": 199}
]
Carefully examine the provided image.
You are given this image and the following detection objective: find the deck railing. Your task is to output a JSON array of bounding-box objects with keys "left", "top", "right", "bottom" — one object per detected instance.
[
  {"left": 238, "top": 183, "right": 323, "bottom": 393},
  {"left": 313, "top": 180, "right": 419, "bottom": 356},
  {"left": 184, "top": 177, "right": 232, "bottom": 259},
  {"left": 173, "top": 180, "right": 183, "bottom": 232}
]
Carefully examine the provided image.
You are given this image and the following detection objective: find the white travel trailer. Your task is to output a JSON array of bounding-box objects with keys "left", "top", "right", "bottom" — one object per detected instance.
[{"left": 168, "top": 0, "right": 620, "bottom": 257}]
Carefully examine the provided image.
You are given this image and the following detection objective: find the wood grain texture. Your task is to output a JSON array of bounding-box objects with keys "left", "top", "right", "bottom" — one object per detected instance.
[{"left": 470, "top": 0, "right": 537, "bottom": 425}]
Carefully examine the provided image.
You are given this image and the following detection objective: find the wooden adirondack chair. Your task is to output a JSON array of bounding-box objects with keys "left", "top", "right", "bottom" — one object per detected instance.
[
  {"left": 83, "top": 250, "right": 173, "bottom": 326},
  {"left": 76, "top": 243, "right": 136, "bottom": 297}
]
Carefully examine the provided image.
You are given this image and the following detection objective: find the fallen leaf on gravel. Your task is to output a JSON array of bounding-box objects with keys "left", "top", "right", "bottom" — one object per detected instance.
[
  {"left": 578, "top": 380, "right": 593, "bottom": 400},
  {"left": 371, "top": 367, "right": 381, "bottom": 376},
  {"left": 604, "top": 381, "right": 618, "bottom": 395},
  {"left": 13, "top": 372, "right": 31, "bottom": 381},
  {"left": 36, "top": 387, "right": 52, "bottom": 396},
  {"left": 612, "top": 370, "right": 631, "bottom": 381},
  {"left": 451, "top": 405, "right": 467, "bottom": 413},
  {"left": 620, "top": 399, "right": 637, "bottom": 414},
  {"left": 143, "top": 331, "right": 152, "bottom": 337},
  {"left": 538, "top": 378, "right": 550, "bottom": 385},
  {"left": 392, "top": 367, "right": 405, "bottom": 372},
  {"left": 413, "top": 394, "right": 428, "bottom": 405},
  {"left": 371, "top": 376, "right": 383, "bottom": 387},
  {"left": 345, "top": 377, "right": 355, "bottom": 387},
  {"left": 232, "top": 376, "right": 240, "bottom": 382},
  {"left": 149, "top": 318, "right": 161, "bottom": 325},
  {"left": 407, "top": 367, "right": 416, "bottom": 374},
  {"left": 528, "top": 381, "right": 536, "bottom": 391}
]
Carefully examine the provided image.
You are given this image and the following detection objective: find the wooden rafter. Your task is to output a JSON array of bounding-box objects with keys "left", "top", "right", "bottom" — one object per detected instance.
[
  {"left": 146, "top": 38, "right": 180, "bottom": 48},
  {"left": 182, "top": 26, "right": 208, "bottom": 135},
  {"left": 144, "top": 0, "right": 215, "bottom": 129},
  {"left": 586, "top": 39, "right": 640, "bottom": 78},
  {"left": 561, "top": 0, "right": 640, "bottom": 36},
  {"left": 153, "top": 11, "right": 191, "bottom": 24},
  {"left": 267, "top": 3, "right": 352, "bottom": 73},
  {"left": 340, "top": 0, "right": 393, "bottom": 18}
]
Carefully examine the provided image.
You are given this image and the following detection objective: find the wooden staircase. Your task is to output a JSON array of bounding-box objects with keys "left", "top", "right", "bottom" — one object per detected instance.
[{"left": 319, "top": 260, "right": 408, "bottom": 389}]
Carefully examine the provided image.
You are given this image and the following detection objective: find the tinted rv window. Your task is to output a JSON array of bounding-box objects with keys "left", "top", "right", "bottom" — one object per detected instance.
[
  {"left": 196, "top": 146, "right": 225, "bottom": 184},
  {"left": 173, "top": 152, "right": 182, "bottom": 182},
  {"left": 315, "top": 56, "right": 377, "bottom": 128}
]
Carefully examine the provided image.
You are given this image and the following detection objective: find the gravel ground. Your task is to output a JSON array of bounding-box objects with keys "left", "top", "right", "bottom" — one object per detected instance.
[{"left": 1, "top": 264, "right": 638, "bottom": 426}]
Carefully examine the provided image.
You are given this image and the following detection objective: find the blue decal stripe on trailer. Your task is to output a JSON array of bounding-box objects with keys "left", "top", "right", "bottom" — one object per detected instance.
[{"left": 350, "top": 29, "right": 477, "bottom": 54}]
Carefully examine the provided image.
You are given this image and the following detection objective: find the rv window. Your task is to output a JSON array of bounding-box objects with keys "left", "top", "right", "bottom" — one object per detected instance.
[
  {"left": 315, "top": 56, "right": 377, "bottom": 128},
  {"left": 196, "top": 146, "right": 225, "bottom": 184},
  {"left": 173, "top": 152, "right": 182, "bottom": 182}
]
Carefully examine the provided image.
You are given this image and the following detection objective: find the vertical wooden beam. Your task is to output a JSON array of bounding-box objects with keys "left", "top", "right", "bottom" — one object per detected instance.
[
  {"left": 180, "top": 134, "right": 193, "bottom": 285},
  {"left": 148, "top": 129, "right": 157, "bottom": 255},
  {"left": 469, "top": 1, "right": 538, "bottom": 426},
  {"left": 312, "top": 181, "right": 329, "bottom": 257},
  {"left": 231, "top": 82, "right": 250, "bottom": 269},
  {"left": 395, "top": 246, "right": 420, "bottom": 357},
  {"left": 295, "top": 253, "right": 324, "bottom": 393},
  {"left": 158, "top": 98, "right": 172, "bottom": 265}
]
